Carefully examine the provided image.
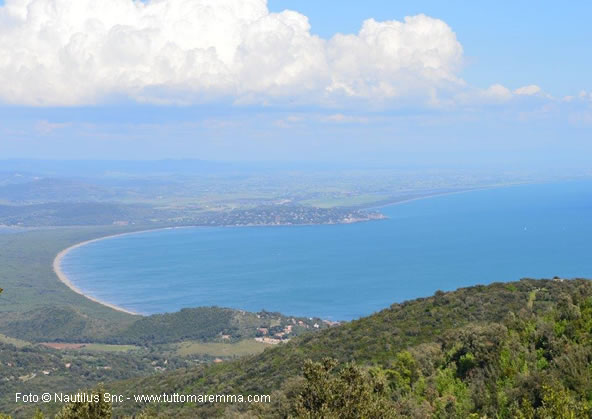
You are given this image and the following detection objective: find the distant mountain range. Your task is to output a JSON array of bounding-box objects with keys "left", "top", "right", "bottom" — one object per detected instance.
[{"left": 0, "top": 159, "right": 235, "bottom": 177}]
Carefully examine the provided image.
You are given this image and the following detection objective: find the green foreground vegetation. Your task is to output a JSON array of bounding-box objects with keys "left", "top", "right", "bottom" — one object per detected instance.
[
  {"left": 5, "top": 278, "right": 592, "bottom": 418},
  {"left": 104, "top": 278, "right": 592, "bottom": 418}
]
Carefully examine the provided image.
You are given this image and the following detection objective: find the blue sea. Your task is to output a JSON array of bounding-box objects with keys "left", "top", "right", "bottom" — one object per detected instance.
[{"left": 61, "top": 180, "right": 592, "bottom": 320}]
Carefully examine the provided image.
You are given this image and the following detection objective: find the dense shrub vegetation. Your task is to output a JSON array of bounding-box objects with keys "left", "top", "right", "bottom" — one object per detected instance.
[
  {"left": 0, "top": 341, "right": 192, "bottom": 416},
  {"left": 268, "top": 298, "right": 592, "bottom": 417},
  {"left": 109, "top": 279, "right": 592, "bottom": 417}
]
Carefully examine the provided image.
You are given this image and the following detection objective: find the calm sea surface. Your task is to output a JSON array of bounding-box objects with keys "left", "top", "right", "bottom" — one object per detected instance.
[{"left": 61, "top": 181, "right": 592, "bottom": 320}]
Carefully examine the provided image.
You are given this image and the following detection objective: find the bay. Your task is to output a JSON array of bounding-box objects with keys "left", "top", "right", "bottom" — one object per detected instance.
[{"left": 60, "top": 180, "right": 592, "bottom": 320}]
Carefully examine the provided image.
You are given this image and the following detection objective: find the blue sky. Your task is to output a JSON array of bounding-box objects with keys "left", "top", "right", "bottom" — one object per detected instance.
[
  {"left": 0, "top": 0, "right": 590, "bottom": 166},
  {"left": 270, "top": 0, "right": 592, "bottom": 96}
]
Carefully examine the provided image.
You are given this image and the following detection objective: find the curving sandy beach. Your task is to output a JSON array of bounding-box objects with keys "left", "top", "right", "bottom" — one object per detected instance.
[{"left": 52, "top": 232, "right": 153, "bottom": 316}]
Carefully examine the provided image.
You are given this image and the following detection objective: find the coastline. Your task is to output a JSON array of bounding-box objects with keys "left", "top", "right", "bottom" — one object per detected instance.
[
  {"left": 50, "top": 184, "right": 516, "bottom": 317},
  {"left": 363, "top": 182, "right": 533, "bottom": 211},
  {"left": 52, "top": 231, "right": 157, "bottom": 316}
]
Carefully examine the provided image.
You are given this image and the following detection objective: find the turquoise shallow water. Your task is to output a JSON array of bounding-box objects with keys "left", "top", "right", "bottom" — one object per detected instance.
[{"left": 61, "top": 181, "right": 592, "bottom": 320}]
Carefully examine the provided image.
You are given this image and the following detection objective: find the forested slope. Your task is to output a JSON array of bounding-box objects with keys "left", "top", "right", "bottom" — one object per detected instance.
[{"left": 110, "top": 278, "right": 592, "bottom": 417}]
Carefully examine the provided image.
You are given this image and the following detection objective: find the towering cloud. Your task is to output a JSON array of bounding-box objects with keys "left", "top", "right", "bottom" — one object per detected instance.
[{"left": 0, "top": 0, "right": 464, "bottom": 106}]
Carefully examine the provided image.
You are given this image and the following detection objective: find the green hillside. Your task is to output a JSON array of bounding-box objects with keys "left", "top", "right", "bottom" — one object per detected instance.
[
  {"left": 104, "top": 278, "right": 592, "bottom": 418},
  {"left": 1, "top": 304, "right": 327, "bottom": 345},
  {"left": 0, "top": 339, "right": 195, "bottom": 418},
  {"left": 105, "top": 307, "right": 328, "bottom": 345}
]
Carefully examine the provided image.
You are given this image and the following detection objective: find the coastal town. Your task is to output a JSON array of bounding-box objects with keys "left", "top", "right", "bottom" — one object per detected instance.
[
  {"left": 254, "top": 317, "right": 341, "bottom": 345},
  {"left": 173, "top": 205, "right": 387, "bottom": 227},
  {"left": 0, "top": 202, "right": 386, "bottom": 228}
]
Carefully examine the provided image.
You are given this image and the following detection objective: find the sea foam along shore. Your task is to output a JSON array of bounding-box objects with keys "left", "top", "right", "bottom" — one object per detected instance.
[{"left": 52, "top": 230, "right": 162, "bottom": 316}]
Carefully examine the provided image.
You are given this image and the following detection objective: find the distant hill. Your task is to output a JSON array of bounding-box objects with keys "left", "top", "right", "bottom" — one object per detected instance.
[
  {"left": 105, "top": 307, "right": 328, "bottom": 345},
  {"left": 0, "top": 178, "right": 115, "bottom": 203},
  {"left": 0, "top": 202, "right": 157, "bottom": 226},
  {"left": 0, "top": 306, "right": 125, "bottom": 342},
  {"left": 0, "top": 159, "right": 235, "bottom": 177},
  {"left": 106, "top": 278, "right": 592, "bottom": 417},
  {"left": 0, "top": 305, "right": 328, "bottom": 345}
]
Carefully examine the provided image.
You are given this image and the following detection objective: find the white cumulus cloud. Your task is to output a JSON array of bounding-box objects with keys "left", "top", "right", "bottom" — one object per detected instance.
[
  {"left": 454, "top": 83, "right": 513, "bottom": 106},
  {"left": 484, "top": 84, "right": 513, "bottom": 101},
  {"left": 0, "top": 0, "right": 464, "bottom": 106},
  {"left": 514, "top": 85, "right": 542, "bottom": 96}
]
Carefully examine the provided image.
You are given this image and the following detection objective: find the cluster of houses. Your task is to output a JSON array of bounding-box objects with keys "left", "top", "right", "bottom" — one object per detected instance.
[{"left": 254, "top": 317, "right": 340, "bottom": 345}]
